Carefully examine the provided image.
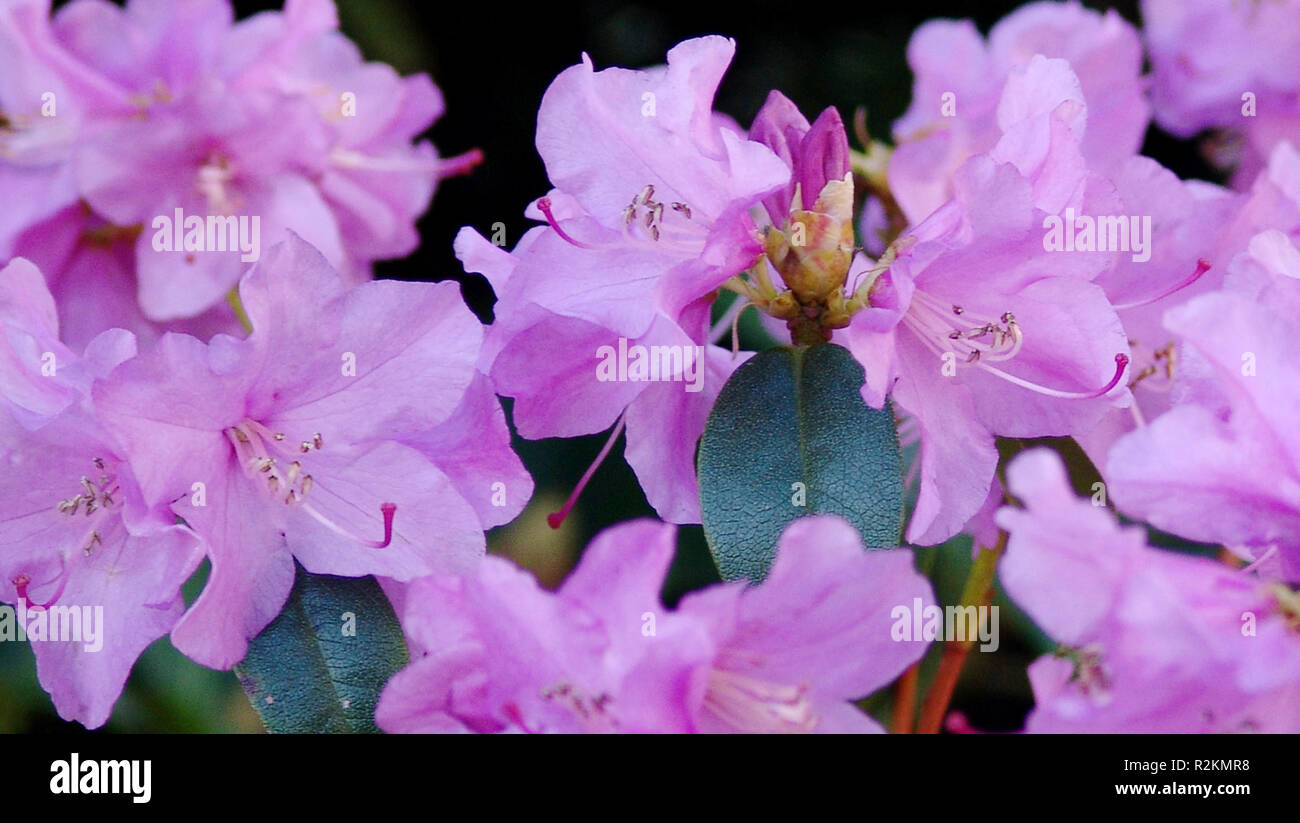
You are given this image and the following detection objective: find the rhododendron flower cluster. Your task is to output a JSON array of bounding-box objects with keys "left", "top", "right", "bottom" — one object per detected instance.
[
  {"left": 1142, "top": 0, "right": 1300, "bottom": 188},
  {"left": 1, "top": 0, "right": 474, "bottom": 345},
  {"left": 3, "top": 0, "right": 1300, "bottom": 737},
  {"left": 377, "top": 516, "right": 933, "bottom": 733},
  {"left": 0, "top": 0, "right": 526, "bottom": 727},
  {"left": 999, "top": 449, "right": 1300, "bottom": 732}
]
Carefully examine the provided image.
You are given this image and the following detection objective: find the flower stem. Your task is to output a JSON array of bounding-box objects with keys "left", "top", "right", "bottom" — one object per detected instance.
[
  {"left": 915, "top": 530, "right": 1007, "bottom": 734},
  {"left": 892, "top": 662, "right": 920, "bottom": 733},
  {"left": 788, "top": 313, "right": 831, "bottom": 346}
]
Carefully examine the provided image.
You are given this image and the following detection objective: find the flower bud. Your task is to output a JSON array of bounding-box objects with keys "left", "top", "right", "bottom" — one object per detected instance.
[{"left": 764, "top": 173, "right": 855, "bottom": 306}]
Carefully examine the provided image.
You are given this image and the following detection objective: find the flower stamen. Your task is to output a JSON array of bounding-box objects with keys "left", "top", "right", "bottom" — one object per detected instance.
[
  {"left": 903, "top": 291, "right": 1128, "bottom": 399},
  {"left": 226, "top": 421, "right": 396, "bottom": 548}
]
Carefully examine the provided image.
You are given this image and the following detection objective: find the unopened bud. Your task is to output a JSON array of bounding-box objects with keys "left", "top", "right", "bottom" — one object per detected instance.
[{"left": 764, "top": 175, "right": 855, "bottom": 306}]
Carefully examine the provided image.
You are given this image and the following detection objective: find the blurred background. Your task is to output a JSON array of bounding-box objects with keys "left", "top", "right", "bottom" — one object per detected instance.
[{"left": 2, "top": 0, "right": 1224, "bottom": 733}]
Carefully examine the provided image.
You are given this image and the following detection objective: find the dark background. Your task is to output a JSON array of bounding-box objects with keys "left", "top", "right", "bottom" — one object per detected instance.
[{"left": 2, "top": 0, "right": 1220, "bottom": 733}]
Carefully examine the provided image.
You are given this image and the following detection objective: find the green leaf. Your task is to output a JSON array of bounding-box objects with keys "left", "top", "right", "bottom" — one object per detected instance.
[
  {"left": 234, "top": 564, "right": 408, "bottom": 733},
  {"left": 698, "top": 342, "right": 904, "bottom": 581}
]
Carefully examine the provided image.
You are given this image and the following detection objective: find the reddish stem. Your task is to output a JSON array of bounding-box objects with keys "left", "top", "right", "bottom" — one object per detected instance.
[
  {"left": 916, "top": 531, "right": 1007, "bottom": 734},
  {"left": 892, "top": 662, "right": 920, "bottom": 734}
]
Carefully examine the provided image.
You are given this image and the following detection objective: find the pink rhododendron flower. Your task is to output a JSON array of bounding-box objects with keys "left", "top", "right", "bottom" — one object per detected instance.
[
  {"left": 1, "top": 0, "right": 471, "bottom": 324},
  {"left": 1214, "top": 140, "right": 1300, "bottom": 256},
  {"left": 0, "top": 258, "right": 202, "bottom": 728},
  {"left": 461, "top": 36, "right": 789, "bottom": 524},
  {"left": 997, "top": 448, "right": 1300, "bottom": 732},
  {"left": 1107, "top": 229, "right": 1300, "bottom": 582},
  {"left": 93, "top": 235, "right": 531, "bottom": 668},
  {"left": 7, "top": 0, "right": 1300, "bottom": 739},
  {"left": 1072, "top": 159, "right": 1236, "bottom": 461},
  {"left": 1079, "top": 141, "right": 1300, "bottom": 463},
  {"left": 1142, "top": 0, "right": 1300, "bottom": 188},
  {"left": 0, "top": 256, "right": 81, "bottom": 424},
  {"left": 9, "top": 205, "right": 243, "bottom": 351},
  {"left": 890, "top": 0, "right": 1147, "bottom": 223},
  {"left": 843, "top": 152, "right": 1130, "bottom": 545},
  {"left": 376, "top": 515, "right": 933, "bottom": 733},
  {"left": 0, "top": 0, "right": 86, "bottom": 258}
]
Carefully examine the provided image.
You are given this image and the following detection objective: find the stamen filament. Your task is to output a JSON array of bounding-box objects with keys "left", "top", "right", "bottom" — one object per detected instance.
[
  {"left": 1128, "top": 397, "right": 1147, "bottom": 427},
  {"left": 1239, "top": 544, "right": 1278, "bottom": 575},
  {"left": 730, "top": 301, "right": 755, "bottom": 359},
  {"left": 710, "top": 298, "right": 754, "bottom": 353},
  {"left": 548, "top": 413, "right": 627, "bottom": 529}
]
